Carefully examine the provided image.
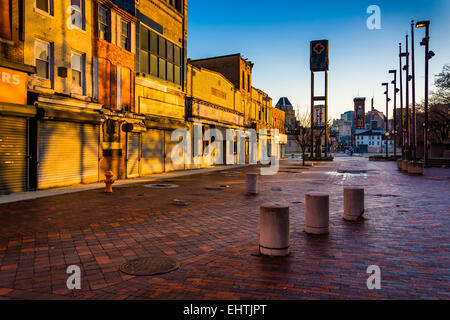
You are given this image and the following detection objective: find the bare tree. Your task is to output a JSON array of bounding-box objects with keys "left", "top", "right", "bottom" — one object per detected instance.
[
  {"left": 416, "top": 64, "right": 450, "bottom": 144},
  {"left": 294, "top": 110, "right": 310, "bottom": 166},
  {"left": 315, "top": 119, "right": 333, "bottom": 158}
]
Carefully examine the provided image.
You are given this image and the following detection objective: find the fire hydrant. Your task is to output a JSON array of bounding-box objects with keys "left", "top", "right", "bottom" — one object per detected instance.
[{"left": 104, "top": 170, "right": 115, "bottom": 193}]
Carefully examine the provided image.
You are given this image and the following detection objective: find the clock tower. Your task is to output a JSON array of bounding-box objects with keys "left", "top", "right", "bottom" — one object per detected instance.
[{"left": 354, "top": 98, "right": 366, "bottom": 129}]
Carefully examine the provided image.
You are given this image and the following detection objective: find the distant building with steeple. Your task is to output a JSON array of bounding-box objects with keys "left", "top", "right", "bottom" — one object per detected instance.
[
  {"left": 365, "top": 98, "right": 386, "bottom": 130},
  {"left": 276, "top": 97, "right": 298, "bottom": 133}
]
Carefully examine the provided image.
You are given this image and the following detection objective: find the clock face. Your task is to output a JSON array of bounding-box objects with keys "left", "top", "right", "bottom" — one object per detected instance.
[{"left": 359, "top": 105, "right": 363, "bottom": 109}]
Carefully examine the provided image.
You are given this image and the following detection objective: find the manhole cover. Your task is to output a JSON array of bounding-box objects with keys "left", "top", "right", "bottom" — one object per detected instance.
[
  {"left": 372, "top": 194, "right": 400, "bottom": 198},
  {"left": 173, "top": 199, "right": 189, "bottom": 206},
  {"left": 144, "top": 184, "right": 180, "bottom": 189},
  {"left": 205, "top": 187, "right": 224, "bottom": 191},
  {"left": 279, "top": 170, "right": 302, "bottom": 173},
  {"left": 119, "top": 256, "right": 180, "bottom": 276},
  {"left": 337, "top": 170, "right": 368, "bottom": 174}
]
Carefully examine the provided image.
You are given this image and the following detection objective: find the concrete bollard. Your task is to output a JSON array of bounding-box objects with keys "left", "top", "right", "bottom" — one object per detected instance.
[
  {"left": 305, "top": 192, "right": 329, "bottom": 235},
  {"left": 259, "top": 203, "right": 290, "bottom": 256},
  {"left": 246, "top": 173, "right": 259, "bottom": 196},
  {"left": 344, "top": 187, "right": 365, "bottom": 221},
  {"left": 397, "top": 159, "right": 403, "bottom": 171},
  {"left": 401, "top": 160, "right": 409, "bottom": 172},
  {"left": 408, "top": 161, "right": 424, "bottom": 175}
]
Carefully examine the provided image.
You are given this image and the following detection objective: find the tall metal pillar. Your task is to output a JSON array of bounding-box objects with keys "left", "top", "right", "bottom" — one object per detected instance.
[
  {"left": 310, "top": 40, "right": 329, "bottom": 161},
  {"left": 310, "top": 71, "right": 315, "bottom": 159},
  {"left": 399, "top": 43, "right": 404, "bottom": 160},
  {"left": 325, "top": 71, "right": 329, "bottom": 158},
  {"left": 411, "top": 21, "right": 417, "bottom": 161},
  {"left": 404, "top": 34, "right": 411, "bottom": 161}
]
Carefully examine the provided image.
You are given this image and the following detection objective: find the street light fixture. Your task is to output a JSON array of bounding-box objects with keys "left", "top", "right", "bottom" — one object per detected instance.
[
  {"left": 382, "top": 82, "right": 390, "bottom": 158},
  {"left": 389, "top": 70, "right": 399, "bottom": 157},
  {"left": 416, "top": 20, "right": 433, "bottom": 167}
]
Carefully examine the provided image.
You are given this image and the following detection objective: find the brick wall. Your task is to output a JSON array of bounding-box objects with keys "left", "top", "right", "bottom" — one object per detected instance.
[{"left": 0, "top": 0, "right": 24, "bottom": 64}]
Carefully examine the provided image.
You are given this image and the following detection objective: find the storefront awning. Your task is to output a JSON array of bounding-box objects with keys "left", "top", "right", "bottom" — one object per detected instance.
[
  {"left": 144, "top": 117, "right": 188, "bottom": 130},
  {"left": 36, "top": 103, "right": 103, "bottom": 124},
  {"left": 0, "top": 103, "right": 37, "bottom": 118}
]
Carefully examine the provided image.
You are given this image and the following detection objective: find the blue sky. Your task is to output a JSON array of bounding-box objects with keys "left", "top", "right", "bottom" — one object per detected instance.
[{"left": 187, "top": 0, "right": 450, "bottom": 119}]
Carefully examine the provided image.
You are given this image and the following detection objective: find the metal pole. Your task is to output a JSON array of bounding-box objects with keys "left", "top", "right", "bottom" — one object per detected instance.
[
  {"left": 405, "top": 34, "right": 411, "bottom": 161},
  {"left": 325, "top": 71, "right": 329, "bottom": 158},
  {"left": 393, "top": 72, "right": 397, "bottom": 157},
  {"left": 399, "top": 43, "right": 404, "bottom": 160},
  {"left": 411, "top": 21, "right": 417, "bottom": 161},
  {"left": 311, "top": 71, "right": 315, "bottom": 159},
  {"left": 424, "top": 26, "right": 430, "bottom": 167},
  {"left": 386, "top": 86, "right": 389, "bottom": 158}
]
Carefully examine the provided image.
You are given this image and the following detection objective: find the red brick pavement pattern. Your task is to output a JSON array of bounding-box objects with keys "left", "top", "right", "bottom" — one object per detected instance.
[{"left": 0, "top": 158, "right": 449, "bottom": 300}]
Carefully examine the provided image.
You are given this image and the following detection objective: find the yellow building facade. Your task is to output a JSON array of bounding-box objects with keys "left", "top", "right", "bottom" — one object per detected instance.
[
  {"left": 24, "top": 0, "right": 104, "bottom": 190},
  {"left": 133, "top": 0, "right": 188, "bottom": 175}
]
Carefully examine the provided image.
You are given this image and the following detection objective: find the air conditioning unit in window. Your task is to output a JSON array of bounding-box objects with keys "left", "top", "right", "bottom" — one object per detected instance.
[{"left": 57, "top": 67, "right": 68, "bottom": 78}]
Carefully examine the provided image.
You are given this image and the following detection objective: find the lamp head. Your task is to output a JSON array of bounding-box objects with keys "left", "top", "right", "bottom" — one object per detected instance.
[
  {"left": 416, "top": 20, "right": 430, "bottom": 28},
  {"left": 428, "top": 51, "right": 435, "bottom": 59},
  {"left": 389, "top": 70, "right": 396, "bottom": 74}
]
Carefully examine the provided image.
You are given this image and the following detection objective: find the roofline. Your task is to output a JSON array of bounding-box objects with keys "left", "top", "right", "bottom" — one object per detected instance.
[{"left": 190, "top": 53, "right": 254, "bottom": 68}]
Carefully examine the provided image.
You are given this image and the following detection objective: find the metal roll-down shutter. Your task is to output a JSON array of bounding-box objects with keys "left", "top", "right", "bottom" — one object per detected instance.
[
  {"left": 0, "top": 116, "right": 27, "bottom": 194},
  {"left": 38, "top": 120, "right": 99, "bottom": 189}
]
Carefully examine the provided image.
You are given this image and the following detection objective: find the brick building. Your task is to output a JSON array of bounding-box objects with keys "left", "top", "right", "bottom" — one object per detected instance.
[
  {"left": 23, "top": 0, "right": 104, "bottom": 190},
  {"left": 190, "top": 54, "right": 254, "bottom": 125},
  {"left": 0, "top": 0, "right": 287, "bottom": 195},
  {"left": 119, "top": 0, "right": 189, "bottom": 176},
  {"left": 276, "top": 97, "right": 297, "bottom": 133},
  {"left": 354, "top": 97, "right": 366, "bottom": 130},
  {"left": 186, "top": 63, "right": 245, "bottom": 166},
  {"left": 0, "top": 0, "right": 36, "bottom": 194},
  {"left": 92, "top": 0, "right": 138, "bottom": 180}
]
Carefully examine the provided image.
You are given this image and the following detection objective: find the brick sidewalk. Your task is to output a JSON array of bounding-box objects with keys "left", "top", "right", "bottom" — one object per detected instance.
[{"left": 0, "top": 158, "right": 449, "bottom": 300}]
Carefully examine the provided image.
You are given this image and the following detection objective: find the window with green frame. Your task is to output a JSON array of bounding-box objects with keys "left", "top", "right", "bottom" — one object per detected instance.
[{"left": 139, "top": 25, "right": 182, "bottom": 85}]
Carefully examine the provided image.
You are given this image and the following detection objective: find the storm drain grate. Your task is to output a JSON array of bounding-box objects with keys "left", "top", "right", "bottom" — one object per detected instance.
[
  {"left": 144, "top": 184, "right": 180, "bottom": 189},
  {"left": 119, "top": 256, "right": 180, "bottom": 276}
]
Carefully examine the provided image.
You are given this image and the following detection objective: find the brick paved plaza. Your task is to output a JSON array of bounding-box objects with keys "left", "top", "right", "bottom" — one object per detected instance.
[{"left": 0, "top": 157, "right": 449, "bottom": 300}]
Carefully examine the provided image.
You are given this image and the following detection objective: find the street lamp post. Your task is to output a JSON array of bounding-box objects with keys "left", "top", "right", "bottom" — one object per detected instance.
[
  {"left": 382, "top": 82, "right": 390, "bottom": 158},
  {"left": 411, "top": 20, "right": 417, "bottom": 161},
  {"left": 401, "top": 34, "right": 411, "bottom": 161},
  {"left": 399, "top": 43, "right": 404, "bottom": 160},
  {"left": 416, "top": 20, "right": 434, "bottom": 167},
  {"left": 389, "top": 70, "right": 399, "bottom": 157}
]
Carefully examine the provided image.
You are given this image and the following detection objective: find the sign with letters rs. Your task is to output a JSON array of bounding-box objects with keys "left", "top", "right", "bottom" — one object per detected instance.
[{"left": 0, "top": 67, "right": 28, "bottom": 105}]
